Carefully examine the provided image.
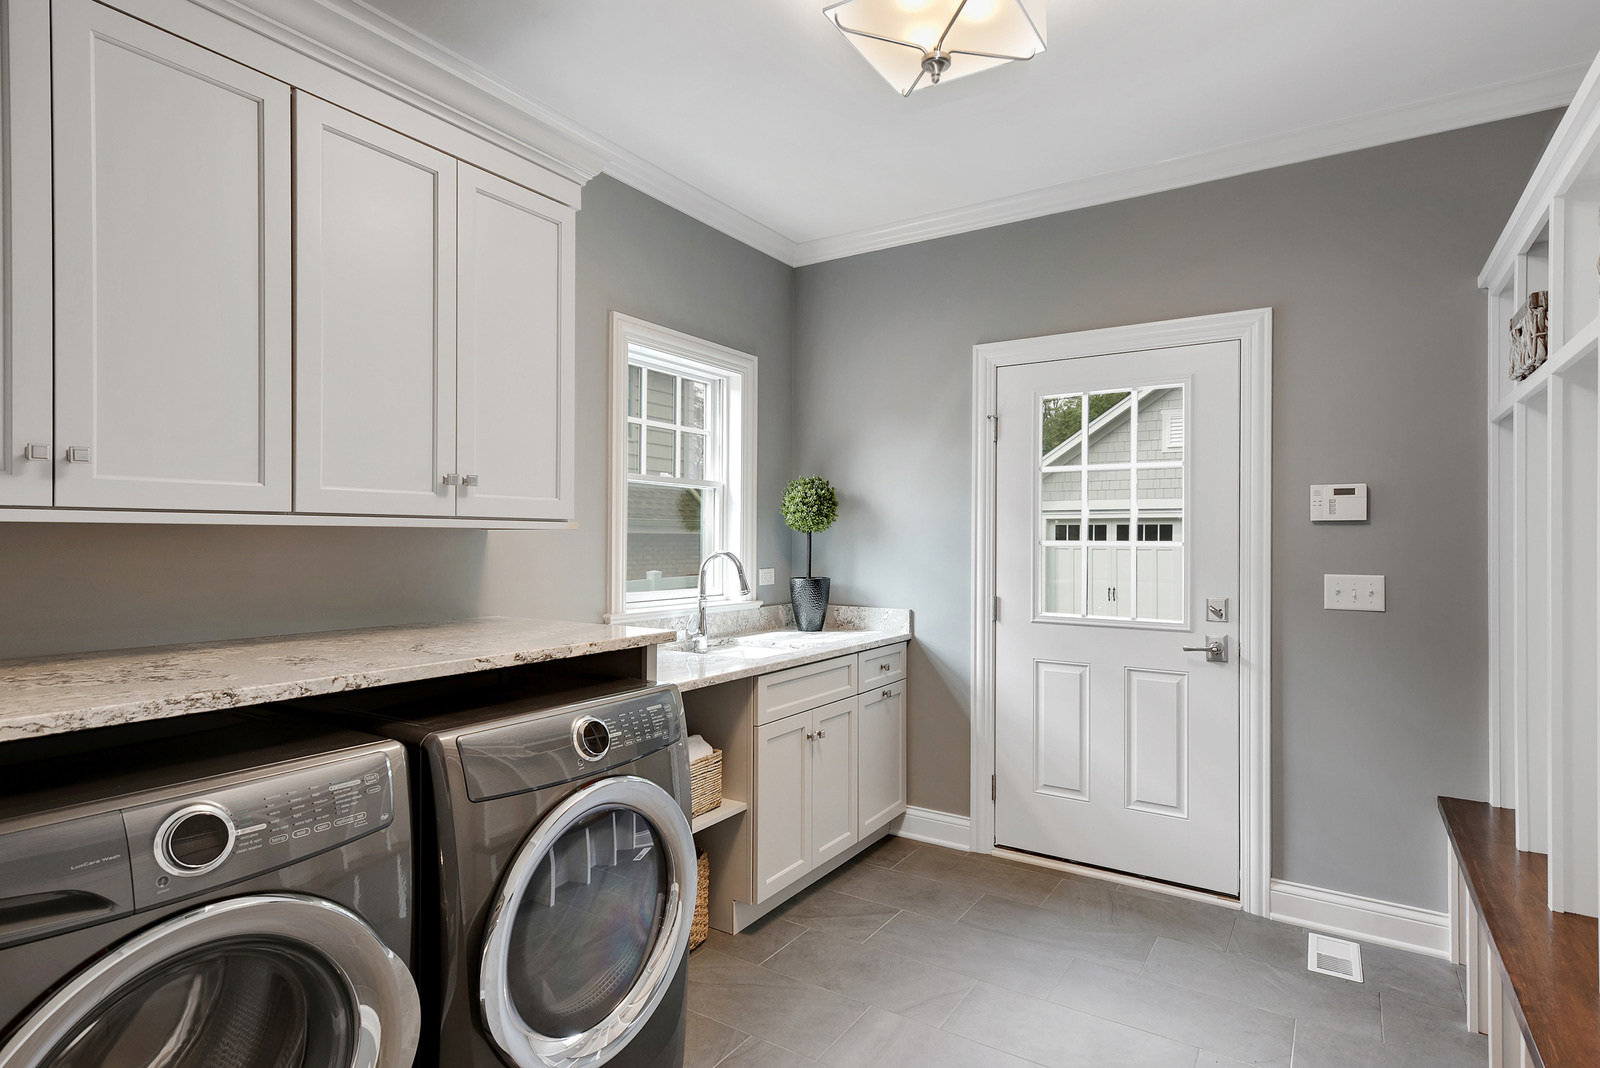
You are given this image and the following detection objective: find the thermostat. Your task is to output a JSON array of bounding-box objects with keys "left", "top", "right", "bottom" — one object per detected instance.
[{"left": 1311, "top": 484, "right": 1368, "bottom": 522}]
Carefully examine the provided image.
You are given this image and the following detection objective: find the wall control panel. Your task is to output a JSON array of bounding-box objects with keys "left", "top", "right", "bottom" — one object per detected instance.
[
  {"left": 1310, "top": 484, "right": 1368, "bottom": 522},
  {"left": 1324, "top": 574, "right": 1385, "bottom": 612}
]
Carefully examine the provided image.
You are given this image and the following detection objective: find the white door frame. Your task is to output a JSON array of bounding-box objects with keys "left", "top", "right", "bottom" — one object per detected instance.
[{"left": 970, "top": 308, "right": 1274, "bottom": 916}]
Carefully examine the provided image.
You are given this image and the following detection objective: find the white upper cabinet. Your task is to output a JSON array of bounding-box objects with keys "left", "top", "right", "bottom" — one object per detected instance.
[
  {"left": 294, "top": 92, "right": 458, "bottom": 517},
  {"left": 0, "top": 0, "right": 52, "bottom": 507},
  {"left": 456, "top": 164, "right": 575, "bottom": 521},
  {"left": 52, "top": 0, "right": 292, "bottom": 511}
]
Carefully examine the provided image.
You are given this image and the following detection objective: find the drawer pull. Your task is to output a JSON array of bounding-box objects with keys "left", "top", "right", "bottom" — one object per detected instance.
[
  {"left": 882, "top": 689, "right": 893, "bottom": 698},
  {"left": 816, "top": 729, "right": 826, "bottom": 740},
  {"left": 878, "top": 662, "right": 892, "bottom": 671}
]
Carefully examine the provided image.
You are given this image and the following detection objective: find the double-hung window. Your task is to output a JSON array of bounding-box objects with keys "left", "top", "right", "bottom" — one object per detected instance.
[{"left": 609, "top": 314, "right": 757, "bottom": 619}]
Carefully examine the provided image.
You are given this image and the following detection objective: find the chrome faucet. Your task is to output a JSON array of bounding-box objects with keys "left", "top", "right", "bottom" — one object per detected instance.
[{"left": 692, "top": 551, "right": 751, "bottom": 653}]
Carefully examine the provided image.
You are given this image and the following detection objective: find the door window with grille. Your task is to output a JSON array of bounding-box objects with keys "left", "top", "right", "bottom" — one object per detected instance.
[{"left": 1039, "top": 384, "right": 1186, "bottom": 623}]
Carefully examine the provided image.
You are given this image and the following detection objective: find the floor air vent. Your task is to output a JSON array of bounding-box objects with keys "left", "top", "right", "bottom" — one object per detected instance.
[{"left": 1306, "top": 932, "right": 1364, "bottom": 982}]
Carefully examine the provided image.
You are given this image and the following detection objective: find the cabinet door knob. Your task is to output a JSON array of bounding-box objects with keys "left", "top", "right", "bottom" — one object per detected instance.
[
  {"left": 24, "top": 443, "right": 49, "bottom": 461},
  {"left": 441, "top": 473, "right": 461, "bottom": 486},
  {"left": 879, "top": 662, "right": 891, "bottom": 671},
  {"left": 816, "top": 729, "right": 826, "bottom": 740},
  {"left": 65, "top": 446, "right": 92, "bottom": 464},
  {"left": 882, "top": 689, "right": 893, "bottom": 698},
  {"left": 804, "top": 731, "right": 814, "bottom": 740},
  {"left": 462, "top": 474, "right": 479, "bottom": 487}
]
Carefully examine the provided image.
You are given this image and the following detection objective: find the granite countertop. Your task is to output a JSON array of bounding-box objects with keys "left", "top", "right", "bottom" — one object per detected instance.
[
  {"left": 642, "top": 605, "right": 911, "bottom": 693},
  {"left": 0, "top": 617, "right": 676, "bottom": 741}
]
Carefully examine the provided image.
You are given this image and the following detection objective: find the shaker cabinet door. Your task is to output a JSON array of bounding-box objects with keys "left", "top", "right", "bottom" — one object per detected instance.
[
  {"left": 755, "top": 711, "right": 812, "bottom": 903},
  {"left": 810, "top": 698, "right": 858, "bottom": 867},
  {"left": 857, "top": 682, "right": 907, "bottom": 837},
  {"left": 456, "top": 164, "right": 575, "bottom": 521},
  {"left": 0, "top": 0, "right": 51, "bottom": 507},
  {"left": 52, "top": 0, "right": 292, "bottom": 511},
  {"left": 293, "top": 92, "right": 457, "bottom": 517}
]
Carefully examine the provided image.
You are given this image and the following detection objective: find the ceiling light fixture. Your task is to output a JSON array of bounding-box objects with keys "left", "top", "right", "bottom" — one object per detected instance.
[{"left": 824, "top": 0, "right": 1046, "bottom": 97}]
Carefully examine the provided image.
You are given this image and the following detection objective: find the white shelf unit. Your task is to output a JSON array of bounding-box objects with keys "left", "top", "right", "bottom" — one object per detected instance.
[
  {"left": 691, "top": 798, "right": 747, "bottom": 835},
  {"left": 1479, "top": 49, "right": 1600, "bottom": 932}
]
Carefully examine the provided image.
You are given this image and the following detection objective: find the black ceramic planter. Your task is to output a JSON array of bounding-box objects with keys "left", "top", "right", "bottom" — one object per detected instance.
[{"left": 791, "top": 577, "right": 830, "bottom": 632}]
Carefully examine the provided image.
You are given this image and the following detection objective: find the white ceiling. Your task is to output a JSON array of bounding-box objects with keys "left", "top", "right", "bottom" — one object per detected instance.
[{"left": 354, "top": 0, "right": 1600, "bottom": 264}]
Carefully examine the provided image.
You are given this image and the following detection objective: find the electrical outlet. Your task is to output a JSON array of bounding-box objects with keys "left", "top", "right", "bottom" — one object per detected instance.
[
  {"left": 1324, "top": 574, "right": 1385, "bottom": 612},
  {"left": 758, "top": 567, "right": 776, "bottom": 586}
]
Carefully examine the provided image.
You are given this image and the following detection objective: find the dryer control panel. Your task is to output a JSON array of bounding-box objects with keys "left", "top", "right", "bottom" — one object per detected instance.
[{"left": 123, "top": 751, "right": 394, "bottom": 909}]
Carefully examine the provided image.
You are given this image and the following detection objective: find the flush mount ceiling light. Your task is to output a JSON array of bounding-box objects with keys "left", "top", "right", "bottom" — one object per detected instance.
[{"left": 824, "top": 0, "right": 1046, "bottom": 97}]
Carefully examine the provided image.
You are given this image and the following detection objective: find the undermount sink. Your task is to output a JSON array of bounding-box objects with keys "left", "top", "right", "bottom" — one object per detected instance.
[
  {"left": 686, "top": 644, "right": 791, "bottom": 660},
  {"left": 724, "top": 631, "right": 852, "bottom": 651}
]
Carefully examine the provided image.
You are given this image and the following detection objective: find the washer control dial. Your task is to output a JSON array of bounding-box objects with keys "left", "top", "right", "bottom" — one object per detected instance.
[
  {"left": 155, "top": 802, "right": 236, "bottom": 877},
  {"left": 573, "top": 716, "right": 611, "bottom": 762}
]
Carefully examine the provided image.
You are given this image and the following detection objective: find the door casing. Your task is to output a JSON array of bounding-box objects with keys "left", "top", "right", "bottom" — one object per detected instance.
[{"left": 970, "top": 308, "right": 1273, "bottom": 916}]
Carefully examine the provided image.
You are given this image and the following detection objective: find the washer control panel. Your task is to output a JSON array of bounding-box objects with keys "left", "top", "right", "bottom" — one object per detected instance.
[{"left": 124, "top": 750, "right": 394, "bottom": 909}]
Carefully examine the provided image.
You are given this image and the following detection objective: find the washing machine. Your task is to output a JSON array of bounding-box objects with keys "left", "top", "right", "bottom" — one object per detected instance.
[
  {"left": 286, "top": 675, "right": 693, "bottom": 1068},
  {"left": 0, "top": 710, "right": 421, "bottom": 1068}
]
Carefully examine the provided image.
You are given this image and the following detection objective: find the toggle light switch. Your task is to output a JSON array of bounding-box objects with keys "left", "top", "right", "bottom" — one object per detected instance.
[{"left": 1324, "top": 574, "right": 1385, "bottom": 612}]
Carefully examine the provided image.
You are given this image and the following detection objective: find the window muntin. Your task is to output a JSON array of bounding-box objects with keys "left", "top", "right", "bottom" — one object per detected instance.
[{"left": 1039, "top": 384, "right": 1186, "bottom": 623}]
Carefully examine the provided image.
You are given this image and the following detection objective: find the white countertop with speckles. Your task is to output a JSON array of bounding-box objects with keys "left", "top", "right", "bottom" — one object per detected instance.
[{"left": 0, "top": 617, "right": 676, "bottom": 741}]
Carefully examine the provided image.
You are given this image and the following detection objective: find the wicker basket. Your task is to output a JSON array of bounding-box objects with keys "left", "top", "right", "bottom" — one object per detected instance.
[
  {"left": 690, "top": 749, "right": 724, "bottom": 818},
  {"left": 689, "top": 850, "right": 710, "bottom": 950},
  {"left": 1510, "top": 291, "right": 1549, "bottom": 381}
]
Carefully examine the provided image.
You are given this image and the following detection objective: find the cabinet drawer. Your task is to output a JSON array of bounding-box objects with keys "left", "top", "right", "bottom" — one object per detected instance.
[
  {"left": 857, "top": 643, "right": 908, "bottom": 688},
  {"left": 756, "top": 654, "right": 857, "bottom": 726}
]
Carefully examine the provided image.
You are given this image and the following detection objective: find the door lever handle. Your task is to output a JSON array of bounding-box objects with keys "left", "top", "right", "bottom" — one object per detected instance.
[{"left": 1181, "top": 636, "right": 1228, "bottom": 663}]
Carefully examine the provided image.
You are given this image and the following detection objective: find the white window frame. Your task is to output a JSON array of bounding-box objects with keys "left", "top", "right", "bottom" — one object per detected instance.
[{"left": 608, "top": 312, "right": 758, "bottom": 621}]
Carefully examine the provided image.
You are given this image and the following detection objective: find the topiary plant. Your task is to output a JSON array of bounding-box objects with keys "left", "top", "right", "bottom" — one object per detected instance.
[{"left": 781, "top": 476, "right": 839, "bottom": 579}]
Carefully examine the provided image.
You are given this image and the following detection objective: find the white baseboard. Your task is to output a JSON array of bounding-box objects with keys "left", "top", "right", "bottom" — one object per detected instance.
[
  {"left": 890, "top": 806, "right": 972, "bottom": 851},
  {"left": 1269, "top": 879, "right": 1451, "bottom": 959}
]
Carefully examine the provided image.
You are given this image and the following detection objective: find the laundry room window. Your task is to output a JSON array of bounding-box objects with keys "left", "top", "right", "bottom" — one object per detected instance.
[{"left": 609, "top": 314, "right": 757, "bottom": 619}]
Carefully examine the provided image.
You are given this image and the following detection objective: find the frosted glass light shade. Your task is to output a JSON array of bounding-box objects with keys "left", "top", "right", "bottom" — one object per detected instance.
[{"left": 824, "top": 0, "right": 1046, "bottom": 96}]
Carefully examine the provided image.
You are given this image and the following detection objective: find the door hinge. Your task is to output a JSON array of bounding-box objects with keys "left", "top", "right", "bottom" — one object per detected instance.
[
  {"left": 988, "top": 414, "right": 998, "bottom": 443},
  {"left": 993, "top": 595, "right": 1000, "bottom": 622},
  {"left": 991, "top": 773, "right": 996, "bottom": 801}
]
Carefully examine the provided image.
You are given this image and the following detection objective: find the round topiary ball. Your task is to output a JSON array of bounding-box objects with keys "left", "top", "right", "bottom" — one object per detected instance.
[{"left": 781, "top": 476, "right": 839, "bottom": 534}]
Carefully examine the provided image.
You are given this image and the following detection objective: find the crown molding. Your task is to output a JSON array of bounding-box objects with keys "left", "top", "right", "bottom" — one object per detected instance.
[
  {"left": 599, "top": 155, "right": 800, "bottom": 265},
  {"left": 791, "top": 63, "right": 1587, "bottom": 266}
]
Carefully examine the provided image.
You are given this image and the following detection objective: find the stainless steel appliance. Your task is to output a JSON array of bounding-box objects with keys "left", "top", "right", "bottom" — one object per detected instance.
[
  {"left": 0, "top": 712, "right": 421, "bottom": 1068},
  {"left": 290, "top": 676, "right": 693, "bottom": 1068}
]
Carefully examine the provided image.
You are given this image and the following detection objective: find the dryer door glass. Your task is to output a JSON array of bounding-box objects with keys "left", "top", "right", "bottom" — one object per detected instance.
[
  {"left": 505, "top": 806, "right": 668, "bottom": 1036},
  {"left": 36, "top": 938, "right": 353, "bottom": 1068}
]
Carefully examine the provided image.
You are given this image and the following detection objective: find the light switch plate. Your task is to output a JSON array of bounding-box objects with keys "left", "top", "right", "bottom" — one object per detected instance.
[
  {"left": 758, "top": 568, "right": 776, "bottom": 587},
  {"left": 1324, "top": 574, "right": 1385, "bottom": 611}
]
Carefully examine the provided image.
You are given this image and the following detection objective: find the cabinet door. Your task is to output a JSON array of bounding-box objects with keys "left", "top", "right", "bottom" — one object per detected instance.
[
  {"left": 810, "top": 697, "right": 858, "bottom": 866},
  {"left": 294, "top": 92, "right": 457, "bottom": 517},
  {"left": 52, "top": 0, "right": 291, "bottom": 511},
  {"left": 0, "top": 0, "right": 51, "bottom": 507},
  {"left": 858, "top": 682, "right": 907, "bottom": 837},
  {"left": 456, "top": 164, "right": 574, "bottom": 521},
  {"left": 755, "top": 711, "right": 811, "bottom": 903}
]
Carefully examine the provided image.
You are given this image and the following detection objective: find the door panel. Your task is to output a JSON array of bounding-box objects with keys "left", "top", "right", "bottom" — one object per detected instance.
[
  {"left": 810, "top": 698, "right": 857, "bottom": 866},
  {"left": 456, "top": 164, "right": 574, "bottom": 521},
  {"left": 0, "top": 0, "right": 52, "bottom": 507},
  {"left": 994, "top": 342, "right": 1241, "bottom": 895},
  {"left": 294, "top": 92, "right": 456, "bottom": 517},
  {"left": 858, "top": 683, "right": 906, "bottom": 836},
  {"left": 52, "top": 0, "right": 291, "bottom": 510},
  {"left": 755, "top": 712, "right": 810, "bottom": 903}
]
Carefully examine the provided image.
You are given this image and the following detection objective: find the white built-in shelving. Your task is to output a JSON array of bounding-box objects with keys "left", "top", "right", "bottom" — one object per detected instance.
[{"left": 1479, "top": 48, "right": 1600, "bottom": 931}]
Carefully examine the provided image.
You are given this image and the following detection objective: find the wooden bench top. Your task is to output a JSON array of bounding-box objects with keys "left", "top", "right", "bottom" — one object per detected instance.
[{"left": 1439, "top": 797, "right": 1600, "bottom": 1068}]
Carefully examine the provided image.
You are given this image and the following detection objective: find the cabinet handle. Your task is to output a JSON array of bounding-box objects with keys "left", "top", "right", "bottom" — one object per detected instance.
[
  {"left": 882, "top": 689, "right": 893, "bottom": 699},
  {"left": 441, "top": 473, "right": 461, "bottom": 487},
  {"left": 817, "top": 729, "right": 827, "bottom": 739},
  {"left": 804, "top": 731, "right": 814, "bottom": 740},
  {"left": 24, "top": 443, "right": 49, "bottom": 461},
  {"left": 462, "top": 474, "right": 479, "bottom": 487},
  {"left": 878, "top": 662, "right": 892, "bottom": 671},
  {"left": 65, "top": 446, "right": 91, "bottom": 464}
]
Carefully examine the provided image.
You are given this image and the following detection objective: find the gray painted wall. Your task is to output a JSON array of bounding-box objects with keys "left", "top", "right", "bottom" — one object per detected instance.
[
  {"left": 790, "top": 112, "right": 1560, "bottom": 910},
  {"left": 0, "top": 175, "right": 794, "bottom": 658}
]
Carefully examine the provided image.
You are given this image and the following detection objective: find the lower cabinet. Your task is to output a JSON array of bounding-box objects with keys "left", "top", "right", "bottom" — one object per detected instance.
[{"left": 858, "top": 681, "right": 907, "bottom": 837}]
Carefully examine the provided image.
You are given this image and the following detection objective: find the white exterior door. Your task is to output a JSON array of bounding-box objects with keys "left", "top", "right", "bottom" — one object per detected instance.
[
  {"left": 810, "top": 698, "right": 858, "bottom": 866},
  {"left": 456, "top": 164, "right": 575, "bottom": 521},
  {"left": 52, "top": 0, "right": 292, "bottom": 511},
  {"left": 993, "top": 341, "right": 1242, "bottom": 895},
  {"left": 858, "top": 681, "right": 907, "bottom": 837},
  {"left": 0, "top": 0, "right": 51, "bottom": 507},
  {"left": 294, "top": 92, "right": 457, "bottom": 517},
  {"left": 755, "top": 712, "right": 811, "bottom": 903}
]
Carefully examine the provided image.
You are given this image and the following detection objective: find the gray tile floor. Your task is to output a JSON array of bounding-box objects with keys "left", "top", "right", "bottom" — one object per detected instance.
[{"left": 686, "top": 839, "right": 1484, "bottom": 1068}]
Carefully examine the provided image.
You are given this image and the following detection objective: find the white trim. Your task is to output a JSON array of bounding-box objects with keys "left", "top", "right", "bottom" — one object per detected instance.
[
  {"left": 795, "top": 66, "right": 1584, "bottom": 267},
  {"left": 970, "top": 308, "right": 1273, "bottom": 916},
  {"left": 889, "top": 807, "right": 972, "bottom": 851},
  {"left": 0, "top": 508, "right": 572, "bottom": 529},
  {"left": 1270, "top": 879, "right": 1452, "bottom": 960},
  {"left": 607, "top": 313, "right": 759, "bottom": 622},
  {"left": 992, "top": 847, "right": 1243, "bottom": 911}
]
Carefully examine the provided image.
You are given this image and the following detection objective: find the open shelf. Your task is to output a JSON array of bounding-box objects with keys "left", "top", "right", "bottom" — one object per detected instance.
[{"left": 692, "top": 797, "right": 747, "bottom": 835}]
